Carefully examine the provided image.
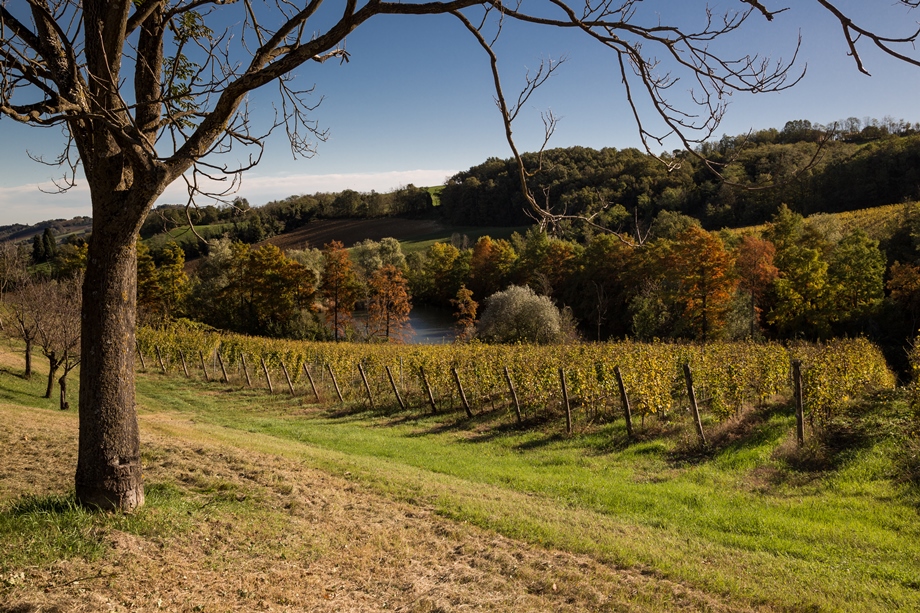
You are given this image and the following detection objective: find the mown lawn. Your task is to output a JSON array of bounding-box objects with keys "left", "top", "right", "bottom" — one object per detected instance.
[
  {"left": 131, "top": 369, "right": 920, "bottom": 612},
  {"left": 1, "top": 342, "right": 918, "bottom": 611}
]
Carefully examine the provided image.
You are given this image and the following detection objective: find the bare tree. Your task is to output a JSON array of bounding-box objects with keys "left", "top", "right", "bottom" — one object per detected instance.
[
  {"left": 51, "top": 274, "right": 83, "bottom": 411},
  {"left": 7, "top": 276, "right": 43, "bottom": 380},
  {"left": 30, "top": 274, "right": 82, "bottom": 407},
  {"left": 0, "top": 242, "right": 29, "bottom": 331},
  {"left": 2, "top": 1, "right": 918, "bottom": 510}
]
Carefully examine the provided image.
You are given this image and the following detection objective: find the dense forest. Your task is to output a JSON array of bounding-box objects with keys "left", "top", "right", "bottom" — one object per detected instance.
[
  {"left": 440, "top": 117, "right": 920, "bottom": 233},
  {"left": 129, "top": 116, "right": 920, "bottom": 253}
]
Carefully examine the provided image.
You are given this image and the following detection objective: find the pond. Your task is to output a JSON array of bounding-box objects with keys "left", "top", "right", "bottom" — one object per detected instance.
[{"left": 406, "top": 305, "right": 457, "bottom": 344}]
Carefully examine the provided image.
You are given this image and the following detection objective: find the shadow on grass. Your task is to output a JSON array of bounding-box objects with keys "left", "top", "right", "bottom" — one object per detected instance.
[
  {"left": 667, "top": 401, "right": 792, "bottom": 467},
  {"left": 0, "top": 605, "right": 67, "bottom": 613},
  {"left": 3, "top": 493, "right": 84, "bottom": 517}
]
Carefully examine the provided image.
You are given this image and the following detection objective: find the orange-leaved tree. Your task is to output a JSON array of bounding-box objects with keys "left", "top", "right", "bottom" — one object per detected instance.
[
  {"left": 367, "top": 264, "right": 412, "bottom": 343},
  {"left": 734, "top": 235, "right": 779, "bottom": 338},
  {"left": 321, "top": 241, "right": 361, "bottom": 342},
  {"left": 663, "top": 226, "right": 737, "bottom": 341}
]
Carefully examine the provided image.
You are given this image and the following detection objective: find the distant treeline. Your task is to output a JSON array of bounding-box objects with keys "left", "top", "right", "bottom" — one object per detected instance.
[
  {"left": 439, "top": 117, "right": 920, "bottom": 233},
  {"left": 137, "top": 116, "right": 920, "bottom": 260},
  {"left": 140, "top": 184, "right": 435, "bottom": 257}
]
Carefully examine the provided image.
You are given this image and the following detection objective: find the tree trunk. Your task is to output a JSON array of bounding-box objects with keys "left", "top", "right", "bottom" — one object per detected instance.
[
  {"left": 44, "top": 351, "right": 60, "bottom": 399},
  {"left": 59, "top": 371, "right": 69, "bottom": 411},
  {"left": 75, "top": 196, "right": 148, "bottom": 512},
  {"left": 23, "top": 337, "right": 32, "bottom": 379}
]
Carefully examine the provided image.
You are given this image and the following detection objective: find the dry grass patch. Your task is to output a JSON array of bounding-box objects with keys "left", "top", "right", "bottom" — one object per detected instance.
[{"left": 0, "top": 405, "right": 759, "bottom": 613}]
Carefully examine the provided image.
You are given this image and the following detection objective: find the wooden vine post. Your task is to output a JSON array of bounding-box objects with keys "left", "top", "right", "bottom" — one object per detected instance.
[
  {"left": 280, "top": 361, "right": 296, "bottom": 396},
  {"left": 260, "top": 356, "right": 274, "bottom": 394},
  {"left": 358, "top": 363, "right": 375, "bottom": 408},
  {"left": 178, "top": 349, "right": 190, "bottom": 378},
  {"left": 326, "top": 363, "right": 344, "bottom": 403},
  {"left": 792, "top": 359, "right": 805, "bottom": 446},
  {"left": 136, "top": 341, "right": 147, "bottom": 370},
  {"left": 683, "top": 363, "right": 707, "bottom": 446},
  {"left": 154, "top": 346, "right": 167, "bottom": 374},
  {"left": 239, "top": 354, "right": 253, "bottom": 387},
  {"left": 216, "top": 352, "right": 230, "bottom": 383},
  {"left": 420, "top": 366, "right": 437, "bottom": 414},
  {"left": 303, "top": 363, "right": 322, "bottom": 403},
  {"left": 559, "top": 368, "right": 572, "bottom": 435},
  {"left": 503, "top": 366, "right": 522, "bottom": 424},
  {"left": 386, "top": 366, "right": 406, "bottom": 410},
  {"left": 613, "top": 366, "right": 634, "bottom": 440},
  {"left": 452, "top": 366, "right": 474, "bottom": 418},
  {"left": 199, "top": 350, "right": 210, "bottom": 382}
]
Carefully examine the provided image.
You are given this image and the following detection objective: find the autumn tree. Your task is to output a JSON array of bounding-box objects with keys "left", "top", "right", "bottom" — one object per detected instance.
[
  {"left": 366, "top": 264, "right": 412, "bottom": 343},
  {"left": 889, "top": 261, "right": 920, "bottom": 332},
  {"left": 734, "top": 235, "right": 779, "bottom": 338},
  {"left": 321, "top": 241, "right": 361, "bottom": 342},
  {"left": 410, "top": 242, "right": 469, "bottom": 307},
  {"left": 468, "top": 236, "right": 517, "bottom": 300},
  {"left": 666, "top": 227, "right": 737, "bottom": 340},
  {"left": 247, "top": 244, "right": 317, "bottom": 337},
  {"left": 451, "top": 285, "right": 479, "bottom": 342},
  {"left": 3, "top": 1, "right": 917, "bottom": 510}
]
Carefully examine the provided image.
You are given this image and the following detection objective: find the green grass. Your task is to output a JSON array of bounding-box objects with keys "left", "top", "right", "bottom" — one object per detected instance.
[
  {"left": 131, "top": 373, "right": 920, "bottom": 612},
  {"left": 143, "top": 223, "right": 232, "bottom": 252},
  {"left": 2, "top": 343, "right": 917, "bottom": 611},
  {"left": 399, "top": 224, "right": 530, "bottom": 254}
]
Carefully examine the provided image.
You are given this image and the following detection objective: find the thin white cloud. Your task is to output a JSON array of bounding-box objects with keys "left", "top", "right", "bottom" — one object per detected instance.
[
  {"left": 156, "top": 169, "right": 457, "bottom": 205},
  {"left": 0, "top": 181, "right": 92, "bottom": 226},
  {"left": 0, "top": 169, "right": 457, "bottom": 226}
]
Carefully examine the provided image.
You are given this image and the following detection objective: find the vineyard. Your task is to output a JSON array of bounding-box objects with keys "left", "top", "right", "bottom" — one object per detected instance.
[{"left": 137, "top": 323, "right": 897, "bottom": 437}]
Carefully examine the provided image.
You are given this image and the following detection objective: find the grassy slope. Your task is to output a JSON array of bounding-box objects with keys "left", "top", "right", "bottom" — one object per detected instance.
[{"left": 2, "top": 344, "right": 919, "bottom": 611}]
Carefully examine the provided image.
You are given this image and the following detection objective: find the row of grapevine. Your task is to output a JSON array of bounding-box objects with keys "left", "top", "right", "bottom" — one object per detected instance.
[{"left": 136, "top": 323, "right": 897, "bottom": 430}]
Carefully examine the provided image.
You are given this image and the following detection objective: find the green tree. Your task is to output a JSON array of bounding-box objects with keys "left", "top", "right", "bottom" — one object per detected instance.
[
  {"left": 247, "top": 244, "right": 316, "bottom": 337},
  {"left": 827, "top": 229, "right": 886, "bottom": 327},
  {"left": 156, "top": 242, "right": 190, "bottom": 321},
  {"left": 136, "top": 241, "right": 160, "bottom": 323},
  {"left": 765, "top": 205, "right": 833, "bottom": 337},
  {"left": 31, "top": 234, "right": 45, "bottom": 264},
  {"left": 42, "top": 228, "right": 57, "bottom": 262}
]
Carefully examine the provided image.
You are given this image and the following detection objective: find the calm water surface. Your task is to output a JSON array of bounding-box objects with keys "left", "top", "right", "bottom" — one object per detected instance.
[{"left": 406, "top": 305, "right": 456, "bottom": 344}]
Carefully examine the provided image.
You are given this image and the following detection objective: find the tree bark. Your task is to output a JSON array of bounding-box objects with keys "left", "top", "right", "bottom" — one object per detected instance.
[
  {"left": 59, "top": 372, "right": 69, "bottom": 411},
  {"left": 75, "top": 194, "right": 148, "bottom": 512},
  {"left": 23, "top": 337, "right": 32, "bottom": 380},
  {"left": 44, "top": 351, "right": 60, "bottom": 399}
]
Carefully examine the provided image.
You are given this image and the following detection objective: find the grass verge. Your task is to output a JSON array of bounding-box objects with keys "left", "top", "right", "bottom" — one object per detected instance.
[{"left": 1, "top": 348, "right": 918, "bottom": 611}]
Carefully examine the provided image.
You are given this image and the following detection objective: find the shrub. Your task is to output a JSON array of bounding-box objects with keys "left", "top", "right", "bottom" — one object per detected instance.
[{"left": 476, "top": 285, "right": 572, "bottom": 344}]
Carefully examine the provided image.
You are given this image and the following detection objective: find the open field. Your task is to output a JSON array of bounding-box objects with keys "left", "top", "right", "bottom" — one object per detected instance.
[
  {"left": 1, "top": 342, "right": 919, "bottom": 612},
  {"left": 261, "top": 218, "right": 529, "bottom": 253}
]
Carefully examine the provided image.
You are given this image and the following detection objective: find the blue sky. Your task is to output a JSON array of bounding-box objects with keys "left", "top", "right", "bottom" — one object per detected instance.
[{"left": 2, "top": 1, "right": 920, "bottom": 225}]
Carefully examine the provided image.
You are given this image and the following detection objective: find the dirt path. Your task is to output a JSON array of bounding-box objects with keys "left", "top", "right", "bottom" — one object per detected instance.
[{"left": 0, "top": 405, "right": 755, "bottom": 612}]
